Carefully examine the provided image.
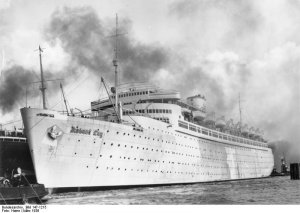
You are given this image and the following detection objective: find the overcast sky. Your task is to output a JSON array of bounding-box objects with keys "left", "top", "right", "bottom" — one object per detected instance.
[{"left": 1, "top": 0, "right": 300, "bottom": 165}]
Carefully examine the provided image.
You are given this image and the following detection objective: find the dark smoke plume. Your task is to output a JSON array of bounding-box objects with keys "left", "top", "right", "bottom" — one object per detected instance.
[
  {"left": 0, "top": 66, "right": 37, "bottom": 113},
  {"left": 0, "top": 65, "right": 63, "bottom": 113},
  {"left": 44, "top": 7, "right": 169, "bottom": 83}
]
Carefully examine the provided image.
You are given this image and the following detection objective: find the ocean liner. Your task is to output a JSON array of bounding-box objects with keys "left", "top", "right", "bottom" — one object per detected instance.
[{"left": 20, "top": 17, "right": 274, "bottom": 189}]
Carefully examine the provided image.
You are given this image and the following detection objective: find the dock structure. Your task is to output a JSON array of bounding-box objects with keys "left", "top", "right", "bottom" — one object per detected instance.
[{"left": 290, "top": 163, "right": 300, "bottom": 180}]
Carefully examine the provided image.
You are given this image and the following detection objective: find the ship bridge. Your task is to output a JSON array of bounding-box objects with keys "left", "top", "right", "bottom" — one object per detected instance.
[{"left": 91, "top": 82, "right": 181, "bottom": 111}]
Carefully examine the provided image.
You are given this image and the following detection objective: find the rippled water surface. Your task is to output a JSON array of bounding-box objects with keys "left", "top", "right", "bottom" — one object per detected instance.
[{"left": 45, "top": 176, "right": 300, "bottom": 204}]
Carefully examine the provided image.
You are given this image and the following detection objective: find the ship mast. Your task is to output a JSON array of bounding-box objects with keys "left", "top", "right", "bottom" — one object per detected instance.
[
  {"left": 239, "top": 93, "right": 242, "bottom": 135},
  {"left": 112, "top": 14, "right": 124, "bottom": 123},
  {"left": 113, "top": 14, "right": 119, "bottom": 120},
  {"left": 38, "top": 45, "right": 47, "bottom": 109}
]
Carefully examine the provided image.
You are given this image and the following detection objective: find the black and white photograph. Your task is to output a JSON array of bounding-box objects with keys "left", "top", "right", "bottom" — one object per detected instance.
[{"left": 0, "top": 0, "right": 300, "bottom": 208}]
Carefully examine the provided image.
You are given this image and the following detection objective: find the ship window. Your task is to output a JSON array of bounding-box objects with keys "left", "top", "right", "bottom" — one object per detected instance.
[
  {"left": 155, "top": 109, "right": 159, "bottom": 113},
  {"left": 189, "top": 125, "right": 196, "bottom": 132},
  {"left": 178, "top": 121, "right": 188, "bottom": 129},
  {"left": 163, "top": 109, "right": 166, "bottom": 113},
  {"left": 159, "top": 109, "right": 162, "bottom": 113}
]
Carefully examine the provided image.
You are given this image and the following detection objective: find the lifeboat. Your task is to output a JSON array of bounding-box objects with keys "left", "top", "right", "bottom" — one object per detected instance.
[
  {"left": 225, "top": 119, "right": 234, "bottom": 133},
  {"left": 204, "top": 112, "right": 215, "bottom": 125},
  {"left": 258, "top": 129, "right": 264, "bottom": 139},
  {"left": 216, "top": 116, "right": 226, "bottom": 129},
  {"left": 254, "top": 128, "right": 263, "bottom": 139},
  {"left": 241, "top": 124, "right": 249, "bottom": 135},
  {"left": 249, "top": 127, "right": 255, "bottom": 137}
]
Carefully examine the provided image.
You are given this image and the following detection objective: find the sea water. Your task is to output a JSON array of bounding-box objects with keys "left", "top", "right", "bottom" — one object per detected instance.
[{"left": 45, "top": 176, "right": 300, "bottom": 204}]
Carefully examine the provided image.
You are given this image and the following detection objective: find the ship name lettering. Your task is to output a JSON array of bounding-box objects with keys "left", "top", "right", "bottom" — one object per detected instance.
[
  {"left": 93, "top": 130, "right": 103, "bottom": 138},
  {"left": 70, "top": 126, "right": 91, "bottom": 135}
]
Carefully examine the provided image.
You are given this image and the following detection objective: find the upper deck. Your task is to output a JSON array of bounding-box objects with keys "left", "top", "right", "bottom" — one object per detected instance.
[
  {"left": 89, "top": 82, "right": 267, "bottom": 148},
  {"left": 0, "top": 129, "right": 26, "bottom": 143}
]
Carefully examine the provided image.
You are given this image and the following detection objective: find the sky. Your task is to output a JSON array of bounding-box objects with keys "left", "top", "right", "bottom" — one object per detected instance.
[{"left": 0, "top": 0, "right": 300, "bottom": 169}]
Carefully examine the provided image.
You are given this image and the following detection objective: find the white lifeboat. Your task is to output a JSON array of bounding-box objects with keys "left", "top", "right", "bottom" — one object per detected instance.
[
  {"left": 249, "top": 127, "right": 255, "bottom": 137},
  {"left": 204, "top": 112, "right": 215, "bottom": 125},
  {"left": 225, "top": 119, "right": 234, "bottom": 132},
  {"left": 254, "top": 128, "right": 262, "bottom": 138},
  {"left": 241, "top": 124, "right": 249, "bottom": 135},
  {"left": 234, "top": 122, "right": 241, "bottom": 131},
  {"left": 216, "top": 116, "right": 226, "bottom": 129}
]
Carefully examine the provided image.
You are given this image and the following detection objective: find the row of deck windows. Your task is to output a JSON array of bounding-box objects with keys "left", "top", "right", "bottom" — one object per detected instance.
[
  {"left": 123, "top": 109, "right": 172, "bottom": 115},
  {"left": 111, "top": 91, "right": 149, "bottom": 99},
  {"left": 178, "top": 121, "right": 267, "bottom": 148}
]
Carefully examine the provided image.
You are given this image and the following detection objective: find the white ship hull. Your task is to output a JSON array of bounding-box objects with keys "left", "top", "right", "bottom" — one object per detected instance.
[{"left": 21, "top": 108, "right": 274, "bottom": 188}]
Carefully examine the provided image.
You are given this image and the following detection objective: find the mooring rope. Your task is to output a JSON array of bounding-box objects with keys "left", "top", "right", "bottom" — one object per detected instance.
[
  {"left": 0, "top": 192, "right": 7, "bottom": 205},
  {"left": 21, "top": 174, "right": 43, "bottom": 204}
]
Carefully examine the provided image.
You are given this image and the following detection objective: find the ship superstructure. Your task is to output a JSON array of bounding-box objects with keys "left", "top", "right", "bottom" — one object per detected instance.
[{"left": 20, "top": 16, "right": 274, "bottom": 189}]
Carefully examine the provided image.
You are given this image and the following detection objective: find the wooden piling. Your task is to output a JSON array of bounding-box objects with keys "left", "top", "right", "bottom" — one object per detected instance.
[{"left": 290, "top": 163, "right": 300, "bottom": 180}]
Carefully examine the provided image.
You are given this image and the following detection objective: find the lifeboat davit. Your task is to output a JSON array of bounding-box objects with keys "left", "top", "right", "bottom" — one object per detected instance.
[{"left": 216, "top": 116, "right": 226, "bottom": 129}]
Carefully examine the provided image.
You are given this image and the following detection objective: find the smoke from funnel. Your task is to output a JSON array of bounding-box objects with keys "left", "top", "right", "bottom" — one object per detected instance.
[
  {"left": 0, "top": 66, "right": 37, "bottom": 113},
  {"left": 44, "top": 7, "right": 170, "bottom": 83}
]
